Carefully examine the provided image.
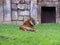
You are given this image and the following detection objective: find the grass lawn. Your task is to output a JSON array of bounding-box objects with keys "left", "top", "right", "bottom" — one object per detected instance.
[{"left": 0, "top": 24, "right": 60, "bottom": 45}]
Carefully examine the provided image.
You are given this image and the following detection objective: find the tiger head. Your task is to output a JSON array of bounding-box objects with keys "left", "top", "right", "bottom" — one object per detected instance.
[{"left": 29, "top": 18, "right": 36, "bottom": 26}]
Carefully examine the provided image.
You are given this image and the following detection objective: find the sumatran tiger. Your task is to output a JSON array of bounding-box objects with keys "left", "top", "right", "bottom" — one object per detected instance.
[{"left": 19, "top": 17, "right": 36, "bottom": 32}]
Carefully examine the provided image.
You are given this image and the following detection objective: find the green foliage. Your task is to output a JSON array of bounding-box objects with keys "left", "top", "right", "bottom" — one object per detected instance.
[{"left": 0, "top": 24, "right": 60, "bottom": 45}]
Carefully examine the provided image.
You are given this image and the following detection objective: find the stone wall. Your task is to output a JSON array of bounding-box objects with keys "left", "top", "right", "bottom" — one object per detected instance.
[
  {"left": 0, "top": 0, "right": 60, "bottom": 24},
  {"left": 0, "top": 0, "right": 38, "bottom": 25},
  {"left": 37, "top": 0, "right": 60, "bottom": 23},
  {"left": 11, "top": 0, "right": 38, "bottom": 25},
  {"left": 11, "top": 0, "right": 31, "bottom": 24}
]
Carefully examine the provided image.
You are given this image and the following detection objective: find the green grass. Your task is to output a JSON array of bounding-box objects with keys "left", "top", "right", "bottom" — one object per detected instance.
[{"left": 0, "top": 24, "right": 60, "bottom": 45}]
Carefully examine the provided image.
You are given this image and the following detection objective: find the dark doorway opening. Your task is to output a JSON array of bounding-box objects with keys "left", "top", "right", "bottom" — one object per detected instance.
[{"left": 41, "top": 6, "right": 56, "bottom": 23}]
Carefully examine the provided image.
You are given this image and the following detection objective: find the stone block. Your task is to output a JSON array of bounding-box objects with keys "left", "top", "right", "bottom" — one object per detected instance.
[
  {"left": 17, "top": 21, "right": 23, "bottom": 25},
  {"left": 3, "top": 0, "right": 11, "bottom": 22},
  {"left": 0, "top": 0, "right": 6, "bottom": 5},
  {"left": 18, "top": 16, "right": 24, "bottom": 20},
  {"left": 12, "top": 0, "right": 19, "bottom": 3},
  {"left": 12, "top": 4, "right": 17, "bottom": 10},
  {"left": 0, "top": 5, "right": 3, "bottom": 22},
  {"left": 12, "top": 21, "right": 17, "bottom": 24},
  {"left": 18, "top": 10, "right": 29, "bottom": 15},
  {"left": 12, "top": 11, "right": 18, "bottom": 20},
  {"left": 25, "top": 0, "right": 30, "bottom": 4},
  {"left": 0, "top": 15, "right": 3, "bottom": 21},
  {"left": 0, "top": 0, "right": 3, "bottom": 4},
  {"left": 56, "top": 17, "right": 60, "bottom": 23},
  {"left": 3, "top": 21, "right": 12, "bottom": 24},
  {"left": 17, "top": 4, "right": 30, "bottom": 10}
]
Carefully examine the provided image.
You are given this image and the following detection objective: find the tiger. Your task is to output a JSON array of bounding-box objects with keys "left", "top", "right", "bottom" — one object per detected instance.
[{"left": 19, "top": 17, "right": 36, "bottom": 32}]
